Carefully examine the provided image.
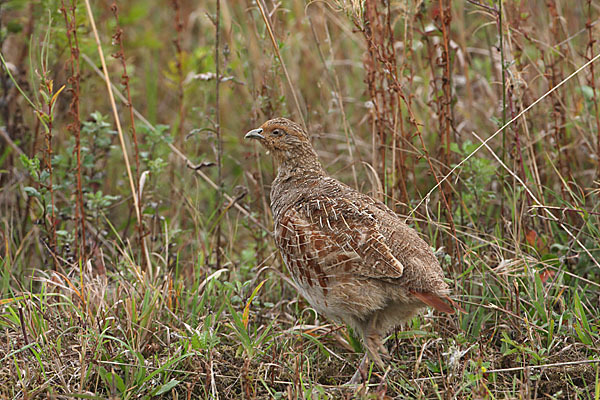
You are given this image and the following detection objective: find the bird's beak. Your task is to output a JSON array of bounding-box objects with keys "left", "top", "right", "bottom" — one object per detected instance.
[{"left": 244, "top": 128, "right": 264, "bottom": 140}]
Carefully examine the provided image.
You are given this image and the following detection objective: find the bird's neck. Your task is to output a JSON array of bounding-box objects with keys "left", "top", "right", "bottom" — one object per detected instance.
[
  {"left": 277, "top": 159, "right": 325, "bottom": 179},
  {"left": 271, "top": 153, "right": 325, "bottom": 221},
  {"left": 274, "top": 146, "right": 325, "bottom": 180}
]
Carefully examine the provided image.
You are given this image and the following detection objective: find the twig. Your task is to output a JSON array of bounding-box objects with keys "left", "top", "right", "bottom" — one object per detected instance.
[
  {"left": 0, "top": 126, "right": 25, "bottom": 156},
  {"left": 484, "top": 359, "right": 600, "bottom": 374},
  {"left": 465, "top": 0, "right": 498, "bottom": 14},
  {"left": 39, "top": 74, "right": 58, "bottom": 269},
  {"left": 529, "top": 205, "right": 600, "bottom": 217},
  {"left": 437, "top": 0, "right": 457, "bottom": 261},
  {"left": 498, "top": 0, "right": 506, "bottom": 233},
  {"left": 17, "top": 306, "right": 29, "bottom": 347}
]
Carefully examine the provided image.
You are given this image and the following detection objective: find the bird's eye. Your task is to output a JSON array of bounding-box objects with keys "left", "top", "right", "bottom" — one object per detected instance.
[{"left": 272, "top": 129, "right": 283, "bottom": 136}]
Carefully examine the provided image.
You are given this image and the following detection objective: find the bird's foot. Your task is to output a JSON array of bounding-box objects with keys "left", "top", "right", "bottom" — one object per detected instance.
[
  {"left": 365, "top": 334, "right": 389, "bottom": 370},
  {"left": 379, "top": 341, "right": 391, "bottom": 360}
]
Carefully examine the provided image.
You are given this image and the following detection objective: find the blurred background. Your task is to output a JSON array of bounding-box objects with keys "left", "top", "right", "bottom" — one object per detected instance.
[{"left": 1, "top": 0, "right": 599, "bottom": 397}]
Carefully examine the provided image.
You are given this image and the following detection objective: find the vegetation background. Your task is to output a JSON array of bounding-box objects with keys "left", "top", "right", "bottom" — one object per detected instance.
[{"left": 1, "top": 0, "right": 599, "bottom": 398}]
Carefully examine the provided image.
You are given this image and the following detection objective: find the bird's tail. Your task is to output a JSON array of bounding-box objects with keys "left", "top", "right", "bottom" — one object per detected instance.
[{"left": 411, "top": 291, "right": 464, "bottom": 314}]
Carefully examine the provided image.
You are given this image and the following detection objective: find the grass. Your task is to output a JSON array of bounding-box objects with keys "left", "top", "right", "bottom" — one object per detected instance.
[{"left": 1, "top": 0, "right": 600, "bottom": 398}]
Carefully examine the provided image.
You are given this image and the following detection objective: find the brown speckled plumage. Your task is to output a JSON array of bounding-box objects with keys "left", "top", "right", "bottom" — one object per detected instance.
[{"left": 245, "top": 118, "right": 454, "bottom": 381}]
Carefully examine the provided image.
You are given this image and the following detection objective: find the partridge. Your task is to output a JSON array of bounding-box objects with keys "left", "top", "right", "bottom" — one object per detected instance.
[{"left": 245, "top": 118, "right": 455, "bottom": 383}]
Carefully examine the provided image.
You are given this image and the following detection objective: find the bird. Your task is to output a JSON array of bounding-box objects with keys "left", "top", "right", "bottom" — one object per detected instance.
[{"left": 245, "top": 117, "right": 455, "bottom": 383}]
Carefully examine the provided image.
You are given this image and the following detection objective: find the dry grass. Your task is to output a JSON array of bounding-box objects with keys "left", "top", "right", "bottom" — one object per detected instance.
[{"left": 1, "top": 0, "right": 599, "bottom": 398}]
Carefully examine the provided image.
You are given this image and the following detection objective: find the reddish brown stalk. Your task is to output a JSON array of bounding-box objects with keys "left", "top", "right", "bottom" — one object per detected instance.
[
  {"left": 255, "top": 0, "right": 306, "bottom": 128},
  {"left": 60, "top": 0, "right": 86, "bottom": 262},
  {"left": 420, "top": 4, "right": 453, "bottom": 176},
  {"left": 505, "top": 3, "right": 552, "bottom": 235},
  {"left": 361, "top": 3, "right": 383, "bottom": 172},
  {"left": 361, "top": 2, "right": 405, "bottom": 207},
  {"left": 503, "top": 5, "right": 528, "bottom": 188},
  {"left": 171, "top": 0, "right": 186, "bottom": 146},
  {"left": 307, "top": 12, "right": 360, "bottom": 190},
  {"left": 506, "top": 76, "right": 533, "bottom": 236},
  {"left": 110, "top": 3, "right": 140, "bottom": 186},
  {"left": 587, "top": 0, "right": 600, "bottom": 180},
  {"left": 436, "top": 0, "right": 455, "bottom": 257},
  {"left": 44, "top": 126, "right": 55, "bottom": 250},
  {"left": 547, "top": 1, "right": 573, "bottom": 198},
  {"left": 40, "top": 79, "right": 57, "bottom": 269},
  {"left": 110, "top": 2, "right": 146, "bottom": 266},
  {"left": 506, "top": 87, "right": 527, "bottom": 185},
  {"left": 21, "top": 118, "right": 41, "bottom": 235},
  {"left": 416, "top": 3, "right": 459, "bottom": 263},
  {"left": 399, "top": 9, "right": 418, "bottom": 210},
  {"left": 360, "top": 3, "right": 459, "bottom": 264},
  {"left": 395, "top": 109, "right": 409, "bottom": 209},
  {"left": 17, "top": 306, "right": 34, "bottom": 357},
  {"left": 386, "top": 2, "right": 410, "bottom": 210}
]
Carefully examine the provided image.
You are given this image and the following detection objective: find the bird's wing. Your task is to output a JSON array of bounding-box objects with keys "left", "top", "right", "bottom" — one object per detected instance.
[
  {"left": 290, "top": 194, "right": 405, "bottom": 279},
  {"left": 276, "top": 206, "right": 354, "bottom": 295},
  {"left": 276, "top": 197, "right": 457, "bottom": 314}
]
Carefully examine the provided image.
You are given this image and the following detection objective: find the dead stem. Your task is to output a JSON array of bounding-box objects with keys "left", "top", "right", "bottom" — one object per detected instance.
[{"left": 171, "top": 0, "right": 186, "bottom": 146}]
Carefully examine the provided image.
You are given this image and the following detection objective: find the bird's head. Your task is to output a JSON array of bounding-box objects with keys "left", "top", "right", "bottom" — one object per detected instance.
[{"left": 245, "top": 118, "right": 322, "bottom": 172}]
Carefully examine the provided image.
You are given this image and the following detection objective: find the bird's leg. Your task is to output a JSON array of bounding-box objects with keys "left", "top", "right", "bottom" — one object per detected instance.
[
  {"left": 365, "top": 332, "right": 386, "bottom": 370},
  {"left": 378, "top": 335, "right": 391, "bottom": 360},
  {"left": 345, "top": 314, "right": 391, "bottom": 386},
  {"left": 364, "top": 313, "right": 389, "bottom": 371}
]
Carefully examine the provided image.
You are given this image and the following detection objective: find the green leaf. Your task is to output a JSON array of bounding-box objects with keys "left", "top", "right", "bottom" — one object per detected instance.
[
  {"left": 243, "top": 279, "right": 266, "bottom": 329},
  {"left": 449, "top": 142, "right": 460, "bottom": 154},
  {"left": 533, "top": 273, "right": 548, "bottom": 324},
  {"left": 23, "top": 186, "right": 41, "bottom": 198},
  {"left": 547, "top": 318, "right": 555, "bottom": 349},
  {"left": 227, "top": 301, "right": 252, "bottom": 354},
  {"left": 573, "top": 291, "right": 593, "bottom": 345},
  {"left": 580, "top": 85, "right": 595, "bottom": 101},
  {"left": 97, "top": 366, "right": 126, "bottom": 394},
  {"left": 191, "top": 331, "right": 206, "bottom": 350},
  {"left": 112, "top": 372, "right": 126, "bottom": 393},
  {"left": 140, "top": 353, "right": 192, "bottom": 386},
  {"left": 152, "top": 379, "right": 181, "bottom": 396}
]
